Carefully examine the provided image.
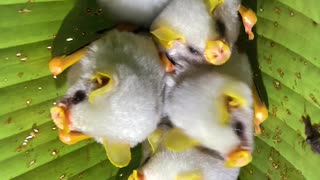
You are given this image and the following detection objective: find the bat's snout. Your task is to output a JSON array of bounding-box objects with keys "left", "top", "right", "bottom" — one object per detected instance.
[
  {"left": 224, "top": 146, "right": 252, "bottom": 168},
  {"left": 50, "top": 104, "right": 70, "bottom": 133},
  {"left": 50, "top": 103, "right": 91, "bottom": 145},
  {"left": 204, "top": 40, "right": 231, "bottom": 65}
]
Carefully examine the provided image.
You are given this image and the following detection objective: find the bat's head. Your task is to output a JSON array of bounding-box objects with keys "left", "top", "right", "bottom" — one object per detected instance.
[
  {"left": 151, "top": 0, "right": 240, "bottom": 65},
  {"left": 129, "top": 125, "right": 240, "bottom": 180},
  {"left": 50, "top": 30, "right": 165, "bottom": 147},
  {"left": 165, "top": 67, "right": 254, "bottom": 167}
]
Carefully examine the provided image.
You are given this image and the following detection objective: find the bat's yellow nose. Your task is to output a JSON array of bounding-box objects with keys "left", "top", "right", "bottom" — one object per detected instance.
[
  {"left": 50, "top": 105, "right": 70, "bottom": 133},
  {"left": 225, "top": 147, "right": 252, "bottom": 168},
  {"left": 204, "top": 40, "right": 231, "bottom": 65},
  {"left": 50, "top": 105, "right": 91, "bottom": 145}
]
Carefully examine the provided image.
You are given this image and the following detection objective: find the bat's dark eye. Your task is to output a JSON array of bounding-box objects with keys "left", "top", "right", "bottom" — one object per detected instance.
[
  {"left": 216, "top": 19, "right": 226, "bottom": 37},
  {"left": 188, "top": 46, "right": 200, "bottom": 55},
  {"left": 233, "top": 121, "right": 244, "bottom": 137},
  {"left": 72, "top": 90, "right": 86, "bottom": 104}
]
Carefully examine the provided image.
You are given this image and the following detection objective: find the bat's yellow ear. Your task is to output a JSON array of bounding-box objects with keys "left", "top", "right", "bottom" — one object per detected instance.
[
  {"left": 102, "top": 138, "right": 131, "bottom": 168},
  {"left": 224, "top": 92, "right": 248, "bottom": 109},
  {"left": 176, "top": 170, "right": 203, "bottom": 180},
  {"left": 151, "top": 26, "right": 186, "bottom": 49},
  {"left": 218, "top": 90, "right": 248, "bottom": 125},
  {"left": 148, "top": 128, "right": 166, "bottom": 154},
  {"left": 206, "top": 0, "right": 224, "bottom": 14},
  {"left": 164, "top": 128, "right": 199, "bottom": 152},
  {"left": 89, "top": 72, "right": 114, "bottom": 104}
]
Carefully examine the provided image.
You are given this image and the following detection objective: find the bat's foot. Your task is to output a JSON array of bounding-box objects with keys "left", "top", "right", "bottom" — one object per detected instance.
[
  {"left": 238, "top": 5, "right": 257, "bottom": 40},
  {"left": 204, "top": 40, "right": 231, "bottom": 65},
  {"left": 252, "top": 86, "right": 268, "bottom": 135}
]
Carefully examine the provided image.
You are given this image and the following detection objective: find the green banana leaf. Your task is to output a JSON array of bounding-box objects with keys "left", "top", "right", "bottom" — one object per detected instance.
[{"left": 1, "top": 0, "right": 319, "bottom": 179}]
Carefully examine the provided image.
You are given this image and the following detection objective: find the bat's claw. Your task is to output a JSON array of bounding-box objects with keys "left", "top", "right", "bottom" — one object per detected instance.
[
  {"left": 238, "top": 5, "right": 257, "bottom": 40},
  {"left": 49, "top": 48, "right": 86, "bottom": 76},
  {"left": 252, "top": 86, "right": 268, "bottom": 135}
]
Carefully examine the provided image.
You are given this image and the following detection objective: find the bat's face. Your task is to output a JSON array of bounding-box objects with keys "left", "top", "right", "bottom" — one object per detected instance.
[
  {"left": 165, "top": 68, "right": 254, "bottom": 165},
  {"left": 50, "top": 32, "right": 166, "bottom": 147},
  {"left": 51, "top": 65, "right": 164, "bottom": 147},
  {"left": 151, "top": 0, "right": 240, "bottom": 65}
]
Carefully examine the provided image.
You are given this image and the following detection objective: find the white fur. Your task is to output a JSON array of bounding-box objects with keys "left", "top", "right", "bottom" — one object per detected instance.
[
  {"left": 143, "top": 148, "right": 239, "bottom": 180},
  {"left": 165, "top": 49, "right": 254, "bottom": 157},
  {"left": 151, "top": 0, "right": 241, "bottom": 56},
  {"left": 64, "top": 30, "right": 165, "bottom": 147},
  {"left": 141, "top": 126, "right": 239, "bottom": 180},
  {"left": 98, "top": 0, "right": 172, "bottom": 26}
]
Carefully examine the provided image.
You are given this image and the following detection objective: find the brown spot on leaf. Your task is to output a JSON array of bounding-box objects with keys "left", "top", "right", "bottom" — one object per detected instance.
[
  {"left": 277, "top": 68, "right": 284, "bottom": 78},
  {"left": 272, "top": 105, "right": 278, "bottom": 117},
  {"left": 272, "top": 162, "right": 280, "bottom": 169},
  {"left": 18, "top": 72, "right": 24, "bottom": 78},
  {"left": 295, "top": 72, "right": 301, "bottom": 79},
  {"left": 313, "top": 21, "right": 318, "bottom": 26},
  {"left": 272, "top": 127, "right": 282, "bottom": 144},
  {"left": 5, "top": 117, "right": 13, "bottom": 124},
  {"left": 310, "top": 93, "right": 320, "bottom": 107},
  {"left": 286, "top": 109, "right": 291, "bottom": 115},
  {"left": 273, "top": 80, "right": 281, "bottom": 90}
]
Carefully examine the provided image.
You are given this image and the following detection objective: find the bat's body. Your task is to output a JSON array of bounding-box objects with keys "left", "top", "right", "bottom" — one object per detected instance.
[
  {"left": 130, "top": 125, "right": 240, "bottom": 180},
  {"left": 51, "top": 30, "right": 166, "bottom": 167},
  {"left": 151, "top": 0, "right": 241, "bottom": 65},
  {"left": 164, "top": 48, "right": 254, "bottom": 167}
]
